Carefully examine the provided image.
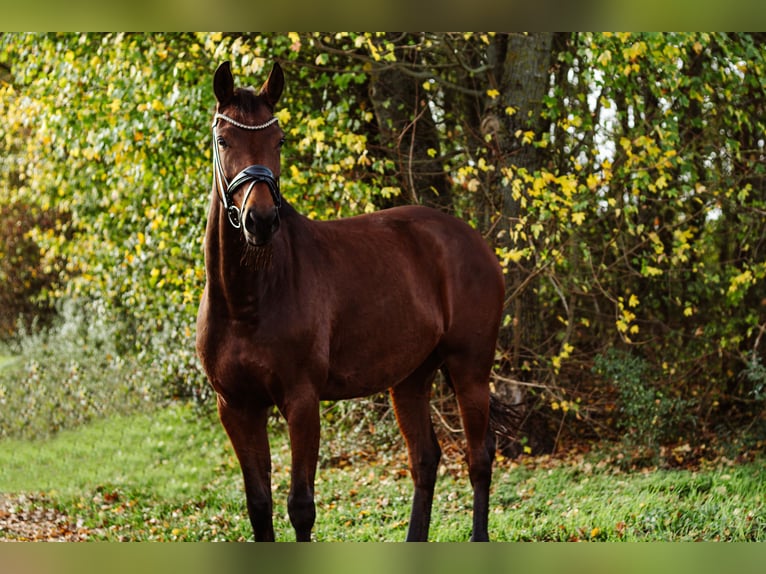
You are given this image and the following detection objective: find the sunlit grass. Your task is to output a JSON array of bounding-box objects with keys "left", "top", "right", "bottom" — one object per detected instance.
[
  {"left": 0, "top": 403, "right": 764, "bottom": 541},
  {"left": 0, "top": 355, "right": 18, "bottom": 370}
]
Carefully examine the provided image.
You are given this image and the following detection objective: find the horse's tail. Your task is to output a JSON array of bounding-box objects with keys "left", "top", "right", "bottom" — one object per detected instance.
[
  {"left": 488, "top": 392, "right": 522, "bottom": 442},
  {"left": 440, "top": 365, "right": 522, "bottom": 441}
]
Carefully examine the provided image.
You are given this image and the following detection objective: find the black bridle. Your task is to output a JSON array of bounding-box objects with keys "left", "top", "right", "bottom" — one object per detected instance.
[{"left": 211, "top": 112, "right": 281, "bottom": 229}]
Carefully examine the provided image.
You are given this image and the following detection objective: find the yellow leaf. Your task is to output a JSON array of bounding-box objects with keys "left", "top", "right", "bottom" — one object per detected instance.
[
  {"left": 597, "top": 50, "right": 612, "bottom": 67},
  {"left": 644, "top": 266, "right": 663, "bottom": 277},
  {"left": 728, "top": 270, "right": 753, "bottom": 295},
  {"left": 276, "top": 108, "right": 291, "bottom": 124},
  {"left": 288, "top": 32, "right": 301, "bottom": 52},
  {"left": 521, "top": 131, "right": 535, "bottom": 145}
]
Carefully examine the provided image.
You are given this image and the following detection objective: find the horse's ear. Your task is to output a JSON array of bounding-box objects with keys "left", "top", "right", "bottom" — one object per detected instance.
[
  {"left": 214, "top": 61, "right": 235, "bottom": 106},
  {"left": 259, "top": 62, "right": 284, "bottom": 108}
]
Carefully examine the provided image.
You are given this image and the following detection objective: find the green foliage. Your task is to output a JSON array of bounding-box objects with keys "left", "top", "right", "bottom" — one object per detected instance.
[
  {"left": 319, "top": 395, "right": 403, "bottom": 466},
  {"left": 742, "top": 352, "right": 766, "bottom": 402},
  {"left": 489, "top": 32, "right": 766, "bottom": 449},
  {"left": 0, "top": 32, "right": 398, "bottom": 403},
  {"left": 0, "top": 299, "right": 161, "bottom": 440},
  {"left": 0, "top": 32, "right": 764, "bottom": 449},
  {"left": 593, "top": 349, "right": 693, "bottom": 461}
]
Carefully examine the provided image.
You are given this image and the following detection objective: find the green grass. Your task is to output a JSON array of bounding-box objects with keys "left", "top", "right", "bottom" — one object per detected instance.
[
  {"left": 488, "top": 457, "right": 766, "bottom": 541},
  {"left": 1, "top": 402, "right": 764, "bottom": 541}
]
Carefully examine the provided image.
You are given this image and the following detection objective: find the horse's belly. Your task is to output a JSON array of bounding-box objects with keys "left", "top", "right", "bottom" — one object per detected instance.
[{"left": 322, "top": 327, "right": 441, "bottom": 400}]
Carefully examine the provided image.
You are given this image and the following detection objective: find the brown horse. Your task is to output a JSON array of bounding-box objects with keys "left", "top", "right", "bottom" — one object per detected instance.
[{"left": 196, "top": 61, "right": 505, "bottom": 542}]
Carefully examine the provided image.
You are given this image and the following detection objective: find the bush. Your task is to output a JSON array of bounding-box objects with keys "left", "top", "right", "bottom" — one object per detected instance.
[
  {"left": 593, "top": 349, "right": 694, "bottom": 463},
  {"left": 141, "top": 324, "right": 212, "bottom": 405},
  {"left": 742, "top": 352, "right": 766, "bottom": 402},
  {"left": 0, "top": 299, "right": 163, "bottom": 440}
]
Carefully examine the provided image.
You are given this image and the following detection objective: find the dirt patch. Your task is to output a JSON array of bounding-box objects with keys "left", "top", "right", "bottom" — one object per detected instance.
[{"left": 0, "top": 494, "right": 91, "bottom": 541}]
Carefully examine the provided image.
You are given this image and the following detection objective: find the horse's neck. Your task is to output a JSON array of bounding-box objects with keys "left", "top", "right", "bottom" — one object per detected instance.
[{"left": 203, "top": 200, "right": 285, "bottom": 317}]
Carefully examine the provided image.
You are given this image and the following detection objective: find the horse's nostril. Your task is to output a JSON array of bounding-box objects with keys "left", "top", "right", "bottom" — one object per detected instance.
[
  {"left": 244, "top": 208, "right": 259, "bottom": 235},
  {"left": 243, "top": 206, "right": 279, "bottom": 244}
]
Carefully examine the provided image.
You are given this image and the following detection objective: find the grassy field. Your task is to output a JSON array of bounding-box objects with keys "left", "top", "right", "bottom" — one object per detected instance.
[
  {"left": 0, "top": 355, "right": 17, "bottom": 370},
  {"left": 1, "top": 401, "right": 764, "bottom": 542}
]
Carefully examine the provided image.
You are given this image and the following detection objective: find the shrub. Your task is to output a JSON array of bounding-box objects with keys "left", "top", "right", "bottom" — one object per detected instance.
[
  {"left": 593, "top": 348, "right": 694, "bottom": 463},
  {"left": 742, "top": 352, "right": 766, "bottom": 402},
  {"left": 0, "top": 298, "right": 163, "bottom": 440}
]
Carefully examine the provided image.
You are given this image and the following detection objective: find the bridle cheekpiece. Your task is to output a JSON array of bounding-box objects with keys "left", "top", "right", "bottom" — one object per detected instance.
[{"left": 212, "top": 112, "right": 281, "bottom": 229}]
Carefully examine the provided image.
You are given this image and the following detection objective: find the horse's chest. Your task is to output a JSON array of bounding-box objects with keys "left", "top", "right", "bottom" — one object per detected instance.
[{"left": 197, "top": 313, "right": 290, "bottom": 406}]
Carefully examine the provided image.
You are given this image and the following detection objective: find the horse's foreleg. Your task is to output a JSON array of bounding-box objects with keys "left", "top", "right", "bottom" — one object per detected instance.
[
  {"left": 284, "top": 394, "right": 320, "bottom": 542},
  {"left": 218, "top": 397, "right": 274, "bottom": 541},
  {"left": 390, "top": 373, "right": 441, "bottom": 542}
]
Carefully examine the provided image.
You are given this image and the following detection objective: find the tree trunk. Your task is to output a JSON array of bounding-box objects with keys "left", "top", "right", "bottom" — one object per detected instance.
[
  {"left": 485, "top": 33, "right": 557, "bottom": 365},
  {"left": 483, "top": 33, "right": 560, "bottom": 454},
  {"left": 485, "top": 33, "right": 556, "bottom": 221}
]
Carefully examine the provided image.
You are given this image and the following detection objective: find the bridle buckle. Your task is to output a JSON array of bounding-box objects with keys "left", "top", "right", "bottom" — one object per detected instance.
[{"left": 227, "top": 205, "right": 242, "bottom": 229}]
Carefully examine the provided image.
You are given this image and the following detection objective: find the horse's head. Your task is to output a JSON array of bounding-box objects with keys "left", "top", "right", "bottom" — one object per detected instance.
[{"left": 212, "top": 61, "right": 285, "bottom": 246}]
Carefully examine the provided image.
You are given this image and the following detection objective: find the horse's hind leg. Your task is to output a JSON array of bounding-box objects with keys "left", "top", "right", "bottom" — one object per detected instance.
[
  {"left": 443, "top": 357, "right": 495, "bottom": 542},
  {"left": 390, "top": 366, "right": 441, "bottom": 542},
  {"left": 217, "top": 397, "right": 275, "bottom": 541}
]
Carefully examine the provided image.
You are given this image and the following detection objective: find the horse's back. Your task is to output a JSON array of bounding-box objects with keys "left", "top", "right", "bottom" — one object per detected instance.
[
  {"left": 319, "top": 204, "right": 502, "bottom": 301},
  {"left": 369, "top": 205, "right": 504, "bottom": 310}
]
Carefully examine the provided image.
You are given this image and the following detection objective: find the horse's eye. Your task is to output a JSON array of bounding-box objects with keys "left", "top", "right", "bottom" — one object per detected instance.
[
  {"left": 217, "top": 137, "right": 228, "bottom": 149},
  {"left": 278, "top": 137, "right": 286, "bottom": 149}
]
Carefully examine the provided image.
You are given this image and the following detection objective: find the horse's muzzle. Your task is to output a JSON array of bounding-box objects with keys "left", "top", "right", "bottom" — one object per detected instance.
[{"left": 243, "top": 205, "right": 280, "bottom": 246}]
